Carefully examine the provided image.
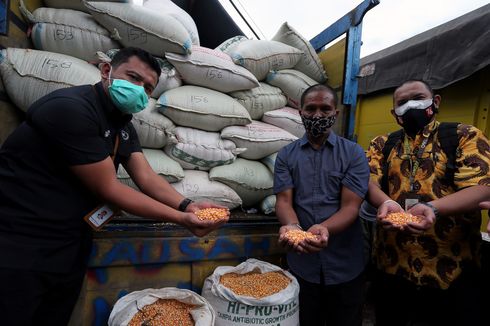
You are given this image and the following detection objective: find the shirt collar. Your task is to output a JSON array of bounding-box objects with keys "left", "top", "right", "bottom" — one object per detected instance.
[{"left": 300, "top": 131, "right": 337, "bottom": 148}]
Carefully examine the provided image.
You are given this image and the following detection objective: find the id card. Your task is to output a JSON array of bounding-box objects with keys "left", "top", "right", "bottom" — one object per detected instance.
[
  {"left": 404, "top": 194, "right": 420, "bottom": 211},
  {"left": 84, "top": 204, "right": 118, "bottom": 231}
]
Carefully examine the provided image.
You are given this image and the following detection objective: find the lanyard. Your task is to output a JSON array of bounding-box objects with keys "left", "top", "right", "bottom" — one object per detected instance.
[
  {"left": 110, "top": 135, "right": 120, "bottom": 162},
  {"left": 403, "top": 132, "right": 430, "bottom": 192}
]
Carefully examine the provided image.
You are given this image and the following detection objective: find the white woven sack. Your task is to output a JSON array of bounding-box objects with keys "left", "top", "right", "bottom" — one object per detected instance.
[
  {"left": 229, "top": 82, "right": 287, "bottom": 120},
  {"left": 143, "top": 0, "right": 199, "bottom": 45},
  {"left": 262, "top": 107, "right": 305, "bottom": 138},
  {"left": 221, "top": 120, "right": 297, "bottom": 160},
  {"left": 117, "top": 148, "right": 184, "bottom": 187},
  {"left": 96, "top": 49, "right": 182, "bottom": 98},
  {"left": 171, "top": 170, "right": 242, "bottom": 209},
  {"left": 157, "top": 85, "right": 252, "bottom": 131},
  {"left": 215, "top": 35, "right": 248, "bottom": 54},
  {"left": 260, "top": 152, "right": 277, "bottom": 174},
  {"left": 0, "top": 101, "right": 23, "bottom": 146},
  {"left": 164, "top": 127, "right": 246, "bottom": 171},
  {"left": 272, "top": 22, "right": 327, "bottom": 83},
  {"left": 84, "top": 1, "right": 192, "bottom": 56},
  {"left": 109, "top": 287, "right": 215, "bottom": 326},
  {"left": 19, "top": 4, "right": 120, "bottom": 62},
  {"left": 266, "top": 69, "right": 317, "bottom": 109},
  {"left": 202, "top": 259, "right": 300, "bottom": 326},
  {"left": 0, "top": 48, "right": 100, "bottom": 112},
  {"left": 43, "top": 0, "right": 132, "bottom": 13},
  {"left": 131, "top": 98, "right": 174, "bottom": 149},
  {"left": 230, "top": 39, "right": 303, "bottom": 81},
  {"left": 209, "top": 158, "right": 273, "bottom": 207},
  {"left": 260, "top": 195, "right": 276, "bottom": 215},
  {"left": 165, "top": 46, "right": 259, "bottom": 93}
]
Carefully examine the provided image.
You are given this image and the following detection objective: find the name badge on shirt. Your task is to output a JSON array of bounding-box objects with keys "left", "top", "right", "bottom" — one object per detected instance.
[
  {"left": 83, "top": 204, "right": 118, "bottom": 231},
  {"left": 404, "top": 194, "right": 420, "bottom": 211}
]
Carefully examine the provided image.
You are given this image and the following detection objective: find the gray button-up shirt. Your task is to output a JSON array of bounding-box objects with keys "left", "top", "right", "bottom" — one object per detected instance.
[{"left": 274, "top": 132, "right": 369, "bottom": 285}]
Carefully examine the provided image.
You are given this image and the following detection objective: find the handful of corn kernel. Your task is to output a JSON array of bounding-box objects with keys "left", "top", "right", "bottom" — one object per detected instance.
[
  {"left": 128, "top": 299, "right": 194, "bottom": 326},
  {"left": 284, "top": 229, "right": 317, "bottom": 245},
  {"left": 195, "top": 208, "right": 229, "bottom": 221},
  {"left": 220, "top": 271, "right": 291, "bottom": 299},
  {"left": 385, "top": 212, "right": 424, "bottom": 226}
]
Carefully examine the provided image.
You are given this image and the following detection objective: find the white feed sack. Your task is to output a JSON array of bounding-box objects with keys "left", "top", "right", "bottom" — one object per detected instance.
[
  {"left": 143, "top": 0, "right": 200, "bottom": 45},
  {"left": 229, "top": 82, "right": 287, "bottom": 120},
  {"left": 272, "top": 22, "right": 328, "bottom": 83},
  {"left": 0, "top": 48, "right": 100, "bottom": 112},
  {"left": 202, "top": 259, "right": 300, "bottom": 326},
  {"left": 171, "top": 170, "right": 242, "bottom": 209},
  {"left": 230, "top": 40, "right": 303, "bottom": 81},
  {"left": 164, "top": 127, "right": 246, "bottom": 171},
  {"left": 117, "top": 148, "right": 184, "bottom": 187},
  {"left": 131, "top": 98, "right": 174, "bottom": 149},
  {"left": 165, "top": 46, "right": 259, "bottom": 93},
  {"left": 43, "top": 0, "right": 132, "bottom": 13},
  {"left": 19, "top": 3, "right": 120, "bottom": 62},
  {"left": 260, "top": 195, "right": 276, "bottom": 215},
  {"left": 266, "top": 69, "right": 317, "bottom": 109},
  {"left": 221, "top": 120, "right": 297, "bottom": 160},
  {"left": 157, "top": 85, "right": 252, "bottom": 132},
  {"left": 109, "top": 287, "right": 215, "bottom": 326},
  {"left": 209, "top": 158, "right": 273, "bottom": 207},
  {"left": 84, "top": 1, "right": 192, "bottom": 56},
  {"left": 262, "top": 107, "right": 305, "bottom": 138},
  {"left": 260, "top": 152, "right": 277, "bottom": 174},
  {"left": 215, "top": 35, "right": 248, "bottom": 54},
  {"left": 97, "top": 49, "right": 182, "bottom": 98}
]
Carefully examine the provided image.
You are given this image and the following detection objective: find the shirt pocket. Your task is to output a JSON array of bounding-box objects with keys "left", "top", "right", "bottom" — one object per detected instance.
[{"left": 325, "top": 171, "right": 344, "bottom": 201}]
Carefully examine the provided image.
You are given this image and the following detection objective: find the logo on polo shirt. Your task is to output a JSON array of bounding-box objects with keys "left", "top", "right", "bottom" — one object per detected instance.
[
  {"left": 104, "top": 130, "right": 111, "bottom": 138},
  {"left": 121, "top": 130, "right": 129, "bottom": 141}
]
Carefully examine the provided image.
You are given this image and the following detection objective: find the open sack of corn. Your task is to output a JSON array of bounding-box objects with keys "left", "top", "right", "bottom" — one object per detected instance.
[
  {"left": 108, "top": 287, "right": 215, "bottom": 326},
  {"left": 202, "top": 258, "right": 299, "bottom": 326}
]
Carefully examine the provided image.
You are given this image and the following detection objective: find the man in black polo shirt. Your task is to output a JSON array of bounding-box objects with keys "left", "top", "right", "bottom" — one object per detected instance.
[{"left": 0, "top": 47, "right": 229, "bottom": 325}]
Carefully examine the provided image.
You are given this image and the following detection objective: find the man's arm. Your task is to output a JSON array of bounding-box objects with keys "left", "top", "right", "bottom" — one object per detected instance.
[
  {"left": 70, "top": 157, "right": 223, "bottom": 237},
  {"left": 320, "top": 185, "right": 363, "bottom": 235}
]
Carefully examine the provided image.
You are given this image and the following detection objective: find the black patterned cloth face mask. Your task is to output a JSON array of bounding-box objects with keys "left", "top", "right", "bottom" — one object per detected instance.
[{"left": 301, "top": 115, "right": 336, "bottom": 138}]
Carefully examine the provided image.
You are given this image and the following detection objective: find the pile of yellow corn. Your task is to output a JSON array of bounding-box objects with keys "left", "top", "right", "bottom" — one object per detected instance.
[
  {"left": 128, "top": 299, "right": 194, "bottom": 326},
  {"left": 385, "top": 212, "right": 423, "bottom": 226},
  {"left": 284, "top": 229, "right": 317, "bottom": 245},
  {"left": 195, "top": 208, "right": 228, "bottom": 221},
  {"left": 220, "top": 271, "right": 291, "bottom": 299}
]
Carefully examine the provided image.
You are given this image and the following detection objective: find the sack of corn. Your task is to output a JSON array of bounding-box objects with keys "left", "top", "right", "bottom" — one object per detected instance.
[
  {"left": 202, "top": 258, "right": 300, "bottom": 326},
  {"left": 272, "top": 22, "right": 327, "bottom": 83},
  {"left": 229, "top": 40, "right": 303, "bottom": 81},
  {"left": 117, "top": 148, "right": 184, "bottom": 186},
  {"left": 215, "top": 35, "right": 249, "bottom": 54},
  {"left": 164, "top": 127, "right": 246, "bottom": 170},
  {"left": 131, "top": 98, "right": 175, "bottom": 149},
  {"left": 262, "top": 107, "right": 305, "bottom": 138},
  {"left": 266, "top": 69, "right": 317, "bottom": 109},
  {"left": 19, "top": 2, "right": 120, "bottom": 62},
  {"left": 260, "top": 152, "right": 277, "bottom": 174},
  {"left": 209, "top": 158, "right": 273, "bottom": 207},
  {"left": 0, "top": 48, "right": 100, "bottom": 112},
  {"left": 84, "top": 1, "right": 192, "bottom": 56},
  {"left": 43, "top": 0, "right": 132, "bottom": 13},
  {"left": 143, "top": 0, "right": 199, "bottom": 45},
  {"left": 171, "top": 170, "right": 242, "bottom": 209},
  {"left": 229, "top": 82, "right": 287, "bottom": 120},
  {"left": 157, "top": 85, "right": 252, "bottom": 132},
  {"left": 165, "top": 46, "right": 259, "bottom": 93},
  {"left": 260, "top": 195, "right": 276, "bottom": 215},
  {"left": 109, "top": 287, "right": 215, "bottom": 326}
]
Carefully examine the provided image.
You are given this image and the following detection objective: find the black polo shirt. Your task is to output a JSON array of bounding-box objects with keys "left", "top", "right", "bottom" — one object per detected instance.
[{"left": 0, "top": 82, "right": 141, "bottom": 273}]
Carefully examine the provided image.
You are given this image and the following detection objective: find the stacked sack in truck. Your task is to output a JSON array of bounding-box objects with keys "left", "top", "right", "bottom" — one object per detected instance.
[{"left": 0, "top": 0, "right": 328, "bottom": 215}]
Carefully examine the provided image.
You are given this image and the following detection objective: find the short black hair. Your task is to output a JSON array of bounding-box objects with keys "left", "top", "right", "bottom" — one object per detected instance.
[
  {"left": 300, "top": 84, "right": 338, "bottom": 108},
  {"left": 395, "top": 79, "right": 434, "bottom": 97},
  {"left": 111, "top": 47, "right": 161, "bottom": 79}
]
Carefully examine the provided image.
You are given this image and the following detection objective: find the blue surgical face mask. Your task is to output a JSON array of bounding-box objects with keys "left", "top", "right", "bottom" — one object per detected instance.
[{"left": 108, "top": 68, "right": 149, "bottom": 114}]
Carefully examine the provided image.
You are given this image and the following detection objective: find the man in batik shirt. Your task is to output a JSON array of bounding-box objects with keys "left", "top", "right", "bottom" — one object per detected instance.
[{"left": 366, "top": 80, "right": 490, "bottom": 326}]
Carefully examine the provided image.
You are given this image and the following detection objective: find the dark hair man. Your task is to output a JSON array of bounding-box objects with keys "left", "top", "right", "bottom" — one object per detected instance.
[{"left": 0, "top": 47, "right": 228, "bottom": 325}]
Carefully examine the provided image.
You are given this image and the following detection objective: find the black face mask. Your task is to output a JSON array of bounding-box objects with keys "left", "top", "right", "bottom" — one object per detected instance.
[{"left": 399, "top": 108, "right": 434, "bottom": 136}]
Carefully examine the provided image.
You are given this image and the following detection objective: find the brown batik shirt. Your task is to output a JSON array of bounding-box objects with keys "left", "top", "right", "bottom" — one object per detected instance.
[{"left": 367, "top": 120, "right": 490, "bottom": 289}]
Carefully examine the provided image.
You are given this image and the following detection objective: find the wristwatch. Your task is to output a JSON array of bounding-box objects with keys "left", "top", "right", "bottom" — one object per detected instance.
[
  {"left": 418, "top": 201, "right": 439, "bottom": 217},
  {"left": 178, "top": 198, "right": 194, "bottom": 212},
  {"left": 288, "top": 223, "right": 303, "bottom": 230}
]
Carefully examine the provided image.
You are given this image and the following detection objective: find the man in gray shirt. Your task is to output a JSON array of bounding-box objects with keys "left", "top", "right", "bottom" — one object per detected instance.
[{"left": 274, "top": 84, "right": 369, "bottom": 326}]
